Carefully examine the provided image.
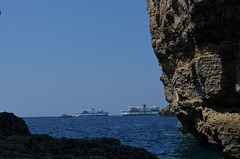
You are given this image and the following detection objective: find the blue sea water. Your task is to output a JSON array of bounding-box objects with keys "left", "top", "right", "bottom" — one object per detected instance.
[{"left": 24, "top": 116, "right": 229, "bottom": 159}]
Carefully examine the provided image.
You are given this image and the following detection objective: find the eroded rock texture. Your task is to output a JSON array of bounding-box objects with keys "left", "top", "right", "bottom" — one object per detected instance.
[
  {"left": 159, "top": 104, "right": 175, "bottom": 116},
  {"left": 147, "top": 0, "right": 240, "bottom": 157}
]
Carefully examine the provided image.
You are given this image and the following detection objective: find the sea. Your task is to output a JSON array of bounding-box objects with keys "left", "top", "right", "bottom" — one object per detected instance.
[{"left": 23, "top": 115, "right": 230, "bottom": 159}]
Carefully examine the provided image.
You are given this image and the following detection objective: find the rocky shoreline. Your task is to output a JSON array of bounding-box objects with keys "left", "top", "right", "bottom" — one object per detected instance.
[
  {"left": 147, "top": 0, "right": 240, "bottom": 158},
  {"left": 0, "top": 112, "right": 158, "bottom": 159}
]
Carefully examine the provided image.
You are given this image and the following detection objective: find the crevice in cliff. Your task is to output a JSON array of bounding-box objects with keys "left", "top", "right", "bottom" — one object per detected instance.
[
  {"left": 235, "top": 31, "right": 240, "bottom": 95},
  {"left": 177, "top": 107, "right": 225, "bottom": 152}
]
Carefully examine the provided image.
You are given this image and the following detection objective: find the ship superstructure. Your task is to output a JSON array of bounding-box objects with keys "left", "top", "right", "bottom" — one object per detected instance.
[
  {"left": 121, "top": 104, "right": 159, "bottom": 116},
  {"left": 76, "top": 108, "right": 109, "bottom": 117}
]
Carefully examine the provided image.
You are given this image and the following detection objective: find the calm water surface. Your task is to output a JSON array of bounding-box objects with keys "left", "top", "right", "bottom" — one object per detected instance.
[{"left": 24, "top": 116, "right": 229, "bottom": 159}]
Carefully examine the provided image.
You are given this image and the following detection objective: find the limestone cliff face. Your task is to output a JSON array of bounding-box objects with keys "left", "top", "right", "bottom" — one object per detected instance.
[
  {"left": 147, "top": 0, "right": 240, "bottom": 157},
  {"left": 159, "top": 104, "right": 175, "bottom": 116}
]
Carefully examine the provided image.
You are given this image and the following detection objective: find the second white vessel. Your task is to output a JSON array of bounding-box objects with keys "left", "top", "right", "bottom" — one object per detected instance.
[
  {"left": 121, "top": 104, "right": 160, "bottom": 116},
  {"left": 76, "top": 108, "right": 109, "bottom": 117}
]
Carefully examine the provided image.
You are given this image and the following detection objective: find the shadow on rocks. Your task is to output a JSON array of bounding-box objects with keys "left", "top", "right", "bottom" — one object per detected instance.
[{"left": 0, "top": 112, "right": 158, "bottom": 159}]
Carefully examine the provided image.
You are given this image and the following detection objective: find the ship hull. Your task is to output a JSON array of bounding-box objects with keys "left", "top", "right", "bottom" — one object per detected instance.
[
  {"left": 121, "top": 111, "right": 159, "bottom": 116},
  {"left": 76, "top": 113, "right": 109, "bottom": 117},
  {"left": 56, "top": 116, "right": 72, "bottom": 118}
]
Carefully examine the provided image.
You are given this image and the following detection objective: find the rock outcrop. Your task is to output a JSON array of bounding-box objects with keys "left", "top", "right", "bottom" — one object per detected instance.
[
  {"left": 147, "top": 0, "right": 240, "bottom": 158},
  {"left": 0, "top": 112, "right": 30, "bottom": 136},
  {"left": 159, "top": 104, "right": 175, "bottom": 116},
  {"left": 0, "top": 112, "right": 158, "bottom": 159}
]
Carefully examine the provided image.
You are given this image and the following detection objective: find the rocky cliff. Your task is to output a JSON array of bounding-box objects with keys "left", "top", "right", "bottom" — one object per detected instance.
[
  {"left": 159, "top": 104, "right": 175, "bottom": 116},
  {"left": 147, "top": 0, "right": 240, "bottom": 158},
  {"left": 0, "top": 112, "right": 158, "bottom": 159}
]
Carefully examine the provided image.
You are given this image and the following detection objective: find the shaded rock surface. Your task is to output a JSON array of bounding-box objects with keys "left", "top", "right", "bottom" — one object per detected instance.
[
  {"left": 0, "top": 112, "right": 158, "bottom": 159},
  {"left": 159, "top": 104, "right": 175, "bottom": 116},
  {"left": 147, "top": 0, "right": 240, "bottom": 158},
  {"left": 0, "top": 112, "right": 30, "bottom": 136}
]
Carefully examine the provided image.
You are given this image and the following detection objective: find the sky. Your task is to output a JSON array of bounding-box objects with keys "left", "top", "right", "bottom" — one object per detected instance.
[{"left": 0, "top": 0, "right": 167, "bottom": 117}]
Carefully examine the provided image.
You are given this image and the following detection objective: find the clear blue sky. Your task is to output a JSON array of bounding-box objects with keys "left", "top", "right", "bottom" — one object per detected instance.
[{"left": 0, "top": 0, "right": 167, "bottom": 117}]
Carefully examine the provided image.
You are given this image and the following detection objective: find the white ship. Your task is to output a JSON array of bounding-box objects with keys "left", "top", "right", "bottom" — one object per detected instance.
[
  {"left": 121, "top": 104, "right": 160, "bottom": 116},
  {"left": 76, "top": 108, "right": 109, "bottom": 117}
]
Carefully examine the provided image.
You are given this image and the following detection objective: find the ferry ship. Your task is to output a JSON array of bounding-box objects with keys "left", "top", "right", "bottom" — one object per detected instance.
[
  {"left": 121, "top": 104, "right": 160, "bottom": 116},
  {"left": 76, "top": 108, "right": 109, "bottom": 117}
]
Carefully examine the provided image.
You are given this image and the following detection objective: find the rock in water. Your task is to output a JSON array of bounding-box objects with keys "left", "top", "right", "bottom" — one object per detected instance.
[
  {"left": 159, "top": 104, "right": 175, "bottom": 116},
  {"left": 147, "top": 0, "right": 240, "bottom": 158},
  {"left": 0, "top": 112, "right": 158, "bottom": 159},
  {"left": 0, "top": 112, "right": 30, "bottom": 136}
]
